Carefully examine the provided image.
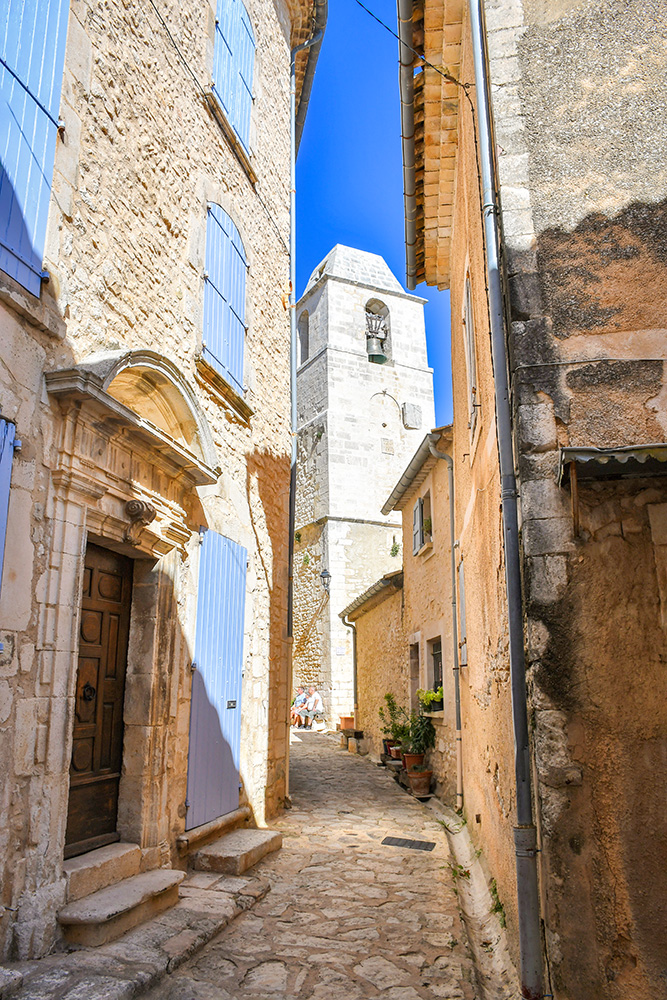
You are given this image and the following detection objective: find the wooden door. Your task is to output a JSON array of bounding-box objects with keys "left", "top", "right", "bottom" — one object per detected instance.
[{"left": 65, "top": 544, "right": 132, "bottom": 859}]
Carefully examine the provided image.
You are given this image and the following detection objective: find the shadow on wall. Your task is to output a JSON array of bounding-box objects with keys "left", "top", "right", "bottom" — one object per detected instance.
[{"left": 245, "top": 449, "right": 291, "bottom": 820}]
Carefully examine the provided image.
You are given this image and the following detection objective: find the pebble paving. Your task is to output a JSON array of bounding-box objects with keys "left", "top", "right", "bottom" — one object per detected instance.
[{"left": 150, "top": 731, "right": 478, "bottom": 1000}]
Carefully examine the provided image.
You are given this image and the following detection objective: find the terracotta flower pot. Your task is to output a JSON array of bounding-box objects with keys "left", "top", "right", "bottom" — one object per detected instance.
[
  {"left": 407, "top": 769, "right": 432, "bottom": 797},
  {"left": 389, "top": 744, "right": 403, "bottom": 759},
  {"left": 339, "top": 715, "right": 354, "bottom": 730},
  {"left": 402, "top": 752, "right": 425, "bottom": 771}
]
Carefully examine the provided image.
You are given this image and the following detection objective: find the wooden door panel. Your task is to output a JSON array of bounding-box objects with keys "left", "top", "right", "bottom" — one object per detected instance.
[{"left": 65, "top": 543, "right": 132, "bottom": 859}]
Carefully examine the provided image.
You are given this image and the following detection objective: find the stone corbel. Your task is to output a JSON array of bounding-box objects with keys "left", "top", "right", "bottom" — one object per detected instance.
[{"left": 124, "top": 499, "right": 157, "bottom": 544}]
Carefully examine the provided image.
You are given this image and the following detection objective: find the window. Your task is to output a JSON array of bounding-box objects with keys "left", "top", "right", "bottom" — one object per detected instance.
[
  {"left": 298, "top": 311, "right": 309, "bottom": 365},
  {"left": 458, "top": 558, "right": 467, "bottom": 666},
  {"left": 429, "top": 638, "right": 443, "bottom": 690},
  {"left": 412, "top": 491, "right": 432, "bottom": 554},
  {"left": 212, "top": 0, "right": 255, "bottom": 153},
  {"left": 0, "top": 418, "right": 17, "bottom": 598},
  {"left": 0, "top": 0, "right": 70, "bottom": 295},
  {"left": 463, "top": 276, "right": 479, "bottom": 435},
  {"left": 203, "top": 204, "right": 247, "bottom": 395}
]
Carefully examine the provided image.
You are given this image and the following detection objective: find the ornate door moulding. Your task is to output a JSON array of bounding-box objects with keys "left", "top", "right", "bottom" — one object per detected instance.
[{"left": 45, "top": 351, "right": 220, "bottom": 557}]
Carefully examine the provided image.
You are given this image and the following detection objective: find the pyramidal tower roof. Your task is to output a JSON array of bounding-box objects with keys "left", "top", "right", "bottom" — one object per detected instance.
[{"left": 304, "top": 244, "right": 405, "bottom": 296}]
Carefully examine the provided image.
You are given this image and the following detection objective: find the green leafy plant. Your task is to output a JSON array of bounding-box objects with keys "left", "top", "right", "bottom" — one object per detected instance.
[
  {"left": 378, "top": 693, "right": 410, "bottom": 743},
  {"left": 423, "top": 516, "right": 433, "bottom": 536},
  {"left": 416, "top": 686, "right": 444, "bottom": 710},
  {"left": 302, "top": 553, "right": 310, "bottom": 566},
  {"left": 490, "top": 879, "right": 506, "bottom": 928},
  {"left": 294, "top": 530, "right": 301, "bottom": 543},
  {"left": 390, "top": 541, "right": 400, "bottom": 557},
  {"left": 403, "top": 711, "right": 436, "bottom": 754},
  {"left": 450, "top": 863, "right": 471, "bottom": 879}
]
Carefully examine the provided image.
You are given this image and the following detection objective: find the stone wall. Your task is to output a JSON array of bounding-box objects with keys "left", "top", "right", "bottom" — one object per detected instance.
[{"left": 0, "top": 0, "right": 303, "bottom": 960}]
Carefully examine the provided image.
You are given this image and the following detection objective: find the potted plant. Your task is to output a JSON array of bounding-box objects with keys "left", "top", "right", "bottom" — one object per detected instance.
[
  {"left": 402, "top": 711, "right": 436, "bottom": 770},
  {"left": 416, "top": 685, "right": 444, "bottom": 713},
  {"left": 379, "top": 693, "right": 410, "bottom": 756},
  {"left": 407, "top": 763, "right": 433, "bottom": 798}
]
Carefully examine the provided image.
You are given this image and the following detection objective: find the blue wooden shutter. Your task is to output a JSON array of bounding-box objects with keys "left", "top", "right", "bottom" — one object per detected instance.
[
  {"left": 458, "top": 558, "right": 467, "bottom": 666},
  {"left": 186, "top": 530, "right": 247, "bottom": 829},
  {"left": 0, "top": 0, "right": 70, "bottom": 295},
  {"left": 0, "top": 419, "right": 17, "bottom": 597},
  {"left": 204, "top": 204, "right": 246, "bottom": 395},
  {"left": 412, "top": 498, "right": 423, "bottom": 554},
  {"left": 212, "top": 0, "right": 255, "bottom": 152}
]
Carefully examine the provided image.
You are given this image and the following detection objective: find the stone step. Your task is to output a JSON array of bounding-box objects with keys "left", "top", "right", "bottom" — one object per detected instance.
[
  {"left": 192, "top": 828, "right": 282, "bottom": 876},
  {"left": 58, "top": 869, "right": 185, "bottom": 947},
  {"left": 63, "top": 842, "right": 142, "bottom": 903}
]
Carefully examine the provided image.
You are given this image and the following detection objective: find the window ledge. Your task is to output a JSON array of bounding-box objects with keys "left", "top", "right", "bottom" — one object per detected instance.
[
  {"left": 203, "top": 91, "right": 257, "bottom": 186},
  {"left": 195, "top": 356, "right": 253, "bottom": 424},
  {"left": 0, "top": 270, "right": 66, "bottom": 340},
  {"left": 417, "top": 538, "right": 434, "bottom": 558},
  {"left": 424, "top": 710, "right": 444, "bottom": 720}
]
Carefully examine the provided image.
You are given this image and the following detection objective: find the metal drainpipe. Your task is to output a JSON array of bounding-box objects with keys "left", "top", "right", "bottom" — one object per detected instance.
[
  {"left": 397, "top": 0, "right": 417, "bottom": 291},
  {"left": 342, "top": 615, "right": 358, "bottom": 728},
  {"left": 468, "top": 2, "right": 543, "bottom": 997},
  {"left": 427, "top": 437, "right": 463, "bottom": 811}
]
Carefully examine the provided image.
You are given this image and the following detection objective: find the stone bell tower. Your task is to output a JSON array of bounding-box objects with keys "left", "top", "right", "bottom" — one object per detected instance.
[{"left": 293, "top": 245, "right": 435, "bottom": 723}]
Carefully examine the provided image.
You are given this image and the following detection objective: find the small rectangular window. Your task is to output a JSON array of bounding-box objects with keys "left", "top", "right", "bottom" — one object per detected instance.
[
  {"left": 463, "top": 277, "right": 479, "bottom": 436},
  {"left": 412, "top": 492, "right": 432, "bottom": 555},
  {"left": 430, "top": 638, "right": 443, "bottom": 690}
]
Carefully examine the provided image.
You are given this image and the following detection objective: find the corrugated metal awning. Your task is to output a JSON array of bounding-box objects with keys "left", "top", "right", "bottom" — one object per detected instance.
[{"left": 558, "top": 445, "right": 667, "bottom": 486}]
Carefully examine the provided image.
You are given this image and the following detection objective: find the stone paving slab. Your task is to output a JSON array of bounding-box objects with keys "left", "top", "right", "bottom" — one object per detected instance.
[{"left": 144, "top": 732, "right": 479, "bottom": 1000}]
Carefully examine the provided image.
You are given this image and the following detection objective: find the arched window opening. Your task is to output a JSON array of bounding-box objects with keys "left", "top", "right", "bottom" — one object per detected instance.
[
  {"left": 365, "top": 299, "right": 391, "bottom": 364},
  {"left": 298, "top": 311, "right": 309, "bottom": 365}
]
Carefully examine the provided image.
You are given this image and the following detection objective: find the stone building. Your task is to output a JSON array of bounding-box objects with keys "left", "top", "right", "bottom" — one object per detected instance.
[
  {"left": 397, "top": 1, "right": 667, "bottom": 997},
  {"left": 292, "top": 245, "right": 435, "bottom": 722},
  {"left": 343, "top": 426, "right": 458, "bottom": 801},
  {"left": 0, "top": 0, "right": 320, "bottom": 960}
]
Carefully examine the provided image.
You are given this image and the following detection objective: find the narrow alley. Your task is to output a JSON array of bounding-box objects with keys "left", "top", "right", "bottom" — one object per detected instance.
[{"left": 148, "top": 733, "right": 478, "bottom": 1000}]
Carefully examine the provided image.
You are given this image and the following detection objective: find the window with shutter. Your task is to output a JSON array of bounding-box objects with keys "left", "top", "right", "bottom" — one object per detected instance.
[
  {"left": 0, "top": 418, "right": 17, "bottom": 598},
  {"left": 458, "top": 558, "right": 467, "bottom": 666},
  {"left": 413, "top": 498, "right": 423, "bottom": 555},
  {"left": 203, "top": 204, "right": 247, "bottom": 396},
  {"left": 463, "top": 276, "right": 479, "bottom": 436},
  {"left": 212, "top": 0, "right": 255, "bottom": 153},
  {"left": 0, "top": 0, "right": 70, "bottom": 295}
]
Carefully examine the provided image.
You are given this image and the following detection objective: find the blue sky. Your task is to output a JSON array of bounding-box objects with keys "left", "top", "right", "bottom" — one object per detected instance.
[{"left": 296, "top": 0, "right": 453, "bottom": 426}]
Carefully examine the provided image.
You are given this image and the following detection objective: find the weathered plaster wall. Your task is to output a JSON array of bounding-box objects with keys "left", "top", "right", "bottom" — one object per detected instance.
[
  {"left": 399, "top": 448, "right": 457, "bottom": 802},
  {"left": 353, "top": 589, "right": 408, "bottom": 758},
  {"left": 0, "top": 0, "right": 297, "bottom": 960},
  {"left": 484, "top": 0, "right": 667, "bottom": 995}
]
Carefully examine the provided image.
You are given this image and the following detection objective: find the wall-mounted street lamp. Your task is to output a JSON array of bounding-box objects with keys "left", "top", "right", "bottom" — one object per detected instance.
[{"left": 320, "top": 568, "right": 331, "bottom": 594}]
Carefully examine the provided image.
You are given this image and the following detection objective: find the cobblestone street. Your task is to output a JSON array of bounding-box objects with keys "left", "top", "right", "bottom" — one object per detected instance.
[{"left": 148, "top": 732, "right": 478, "bottom": 1000}]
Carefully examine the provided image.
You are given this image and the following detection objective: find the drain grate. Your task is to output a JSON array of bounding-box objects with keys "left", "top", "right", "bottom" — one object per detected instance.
[{"left": 381, "top": 836, "right": 436, "bottom": 852}]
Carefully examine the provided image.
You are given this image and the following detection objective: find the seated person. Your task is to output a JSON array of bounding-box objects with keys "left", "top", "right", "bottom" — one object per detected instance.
[
  {"left": 298, "top": 686, "right": 324, "bottom": 730},
  {"left": 290, "top": 686, "right": 307, "bottom": 726}
]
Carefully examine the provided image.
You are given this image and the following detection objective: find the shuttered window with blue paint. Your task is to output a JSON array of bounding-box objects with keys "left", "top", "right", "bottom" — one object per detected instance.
[
  {"left": 0, "top": 0, "right": 70, "bottom": 296},
  {"left": 204, "top": 204, "right": 247, "bottom": 396},
  {"left": 212, "top": 0, "right": 255, "bottom": 153},
  {"left": 0, "top": 419, "right": 17, "bottom": 598}
]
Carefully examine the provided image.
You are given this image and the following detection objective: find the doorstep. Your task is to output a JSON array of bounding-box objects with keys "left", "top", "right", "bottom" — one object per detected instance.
[{"left": 0, "top": 871, "right": 271, "bottom": 1000}]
